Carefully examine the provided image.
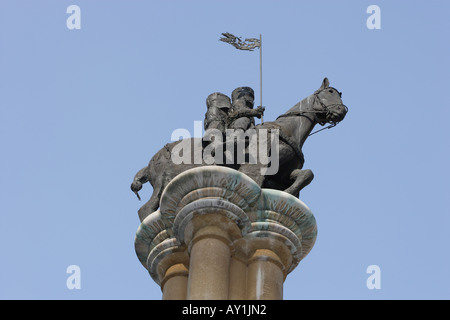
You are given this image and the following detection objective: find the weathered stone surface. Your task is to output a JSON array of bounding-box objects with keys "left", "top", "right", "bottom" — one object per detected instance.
[{"left": 135, "top": 166, "right": 318, "bottom": 293}]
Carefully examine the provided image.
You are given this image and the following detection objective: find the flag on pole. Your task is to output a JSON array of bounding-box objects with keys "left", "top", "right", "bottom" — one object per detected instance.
[
  {"left": 219, "top": 32, "right": 261, "bottom": 51},
  {"left": 219, "top": 32, "right": 264, "bottom": 123}
]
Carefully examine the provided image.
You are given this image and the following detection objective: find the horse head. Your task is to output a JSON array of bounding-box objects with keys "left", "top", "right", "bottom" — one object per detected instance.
[
  {"left": 312, "top": 78, "right": 348, "bottom": 126},
  {"left": 275, "top": 77, "right": 348, "bottom": 150}
]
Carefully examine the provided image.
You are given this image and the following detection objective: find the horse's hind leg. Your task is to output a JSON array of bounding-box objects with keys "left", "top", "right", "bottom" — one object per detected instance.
[
  {"left": 284, "top": 169, "right": 314, "bottom": 197},
  {"left": 137, "top": 170, "right": 175, "bottom": 222},
  {"left": 138, "top": 184, "right": 163, "bottom": 222}
]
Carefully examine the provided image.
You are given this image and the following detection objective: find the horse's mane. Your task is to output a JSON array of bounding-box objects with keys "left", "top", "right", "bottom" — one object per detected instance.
[{"left": 282, "top": 94, "right": 314, "bottom": 116}]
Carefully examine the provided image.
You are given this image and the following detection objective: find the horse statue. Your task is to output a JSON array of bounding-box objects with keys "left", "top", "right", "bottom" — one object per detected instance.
[{"left": 131, "top": 78, "right": 348, "bottom": 222}]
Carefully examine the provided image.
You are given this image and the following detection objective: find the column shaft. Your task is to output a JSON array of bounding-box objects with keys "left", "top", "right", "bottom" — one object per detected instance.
[
  {"left": 247, "top": 249, "right": 284, "bottom": 300},
  {"left": 228, "top": 257, "right": 247, "bottom": 300},
  {"left": 187, "top": 226, "right": 232, "bottom": 300},
  {"left": 161, "top": 263, "right": 188, "bottom": 300}
]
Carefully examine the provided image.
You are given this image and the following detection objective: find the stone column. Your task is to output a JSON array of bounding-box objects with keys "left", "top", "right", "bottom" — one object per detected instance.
[
  {"left": 134, "top": 167, "right": 318, "bottom": 300},
  {"left": 135, "top": 211, "right": 189, "bottom": 300},
  {"left": 172, "top": 200, "right": 251, "bottom": 300},
  {"left": 160, "top": 264, "right": 188, "bottom": 300},
  {"left": 244, "top": 189, "right": 318, "bottom": 300},
  {"left": 160, "top": 167, "right": 260, "bottom": 300},
  {"left": 186, "top": 223, "right": 232, "bottom": 299},
  {"left": 247, "top": 249, "right": 285, "bottom": 300},
  {"left": 158, "top": 252, "right": 189, "bottom": 300},
  {"left": 244, "top": 232, "right": 294, "bottom": 300},
  {"left": 228, "top": 256, "right": 247, "bottom": 299}
]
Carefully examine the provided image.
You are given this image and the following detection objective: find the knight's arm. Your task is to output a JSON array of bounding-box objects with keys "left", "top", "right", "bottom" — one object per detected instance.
[{"left": 229, "top": 106, "right": 265, "bottom": 120}]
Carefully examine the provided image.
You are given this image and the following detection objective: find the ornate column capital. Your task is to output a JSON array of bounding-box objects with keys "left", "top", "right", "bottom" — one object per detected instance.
[
  {"left": 248, "top": 189, "right": 318, "bottom": 274},
  {"left": 134, "top": 166, "right": 318, "bottom": 299}
]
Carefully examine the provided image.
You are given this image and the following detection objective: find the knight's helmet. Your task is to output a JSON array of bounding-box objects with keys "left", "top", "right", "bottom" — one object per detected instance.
[
  {"left": 206, "top": 92, "right": 232, "bottom": 110},
  {"left": 231, "top": 87, "right": 255, "bottom": 108}
]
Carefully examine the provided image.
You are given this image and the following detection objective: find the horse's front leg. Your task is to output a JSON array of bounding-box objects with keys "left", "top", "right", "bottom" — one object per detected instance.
[{"left": 284, "top": 169, "right": 314, "bottom": 197}]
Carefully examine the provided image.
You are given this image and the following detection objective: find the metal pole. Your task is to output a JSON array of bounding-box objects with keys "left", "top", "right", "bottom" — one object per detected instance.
[{"left": 260, "top": 34, "right": 263, "bottom": 123}]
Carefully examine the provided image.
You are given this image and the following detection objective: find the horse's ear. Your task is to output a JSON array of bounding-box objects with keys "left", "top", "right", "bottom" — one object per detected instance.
[{"left": 319, "top": 77, "right": 329, "bottom": 90}]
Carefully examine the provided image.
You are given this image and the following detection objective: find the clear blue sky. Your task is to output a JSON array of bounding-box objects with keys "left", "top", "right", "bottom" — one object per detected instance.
[{"left": 1, "top": 0, "right": 449, "bottom": 300}]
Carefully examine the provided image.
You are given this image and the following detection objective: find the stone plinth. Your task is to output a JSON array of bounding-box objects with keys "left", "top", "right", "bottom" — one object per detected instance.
[{"left": 135, "top": 166, "right": 317, "bottom": 300}]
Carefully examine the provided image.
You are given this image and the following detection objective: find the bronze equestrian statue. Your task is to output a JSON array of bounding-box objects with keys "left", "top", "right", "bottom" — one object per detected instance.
[{"left": 131, "top": 78, "right": 348, "bottom": 222}]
